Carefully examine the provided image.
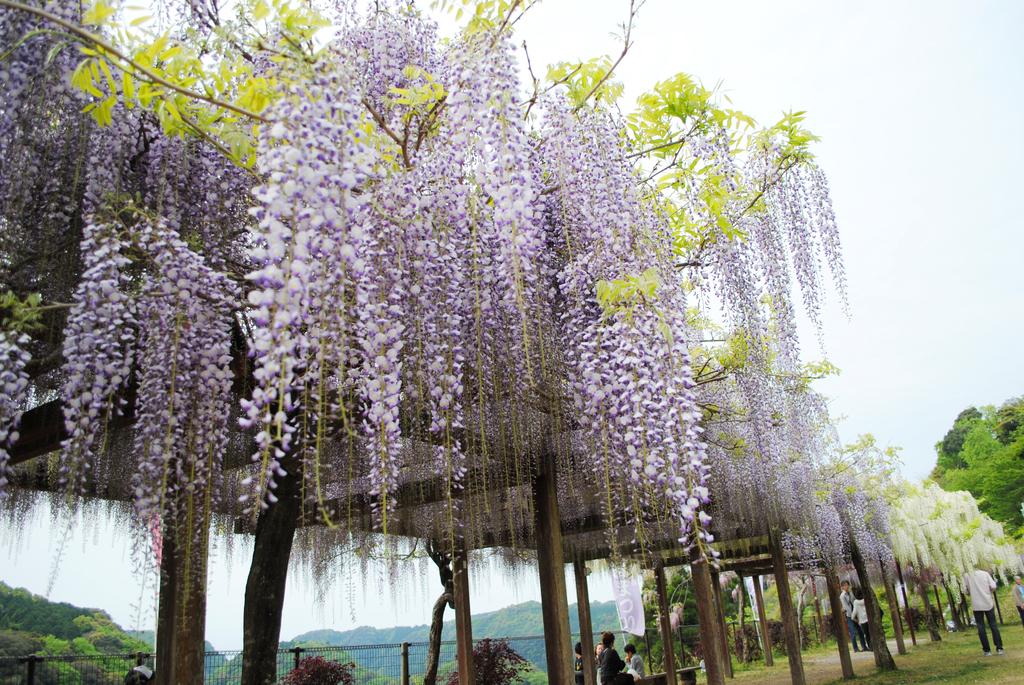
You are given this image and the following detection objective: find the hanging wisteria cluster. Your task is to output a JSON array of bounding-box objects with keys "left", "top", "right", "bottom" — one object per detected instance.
[
  {"left": 890, "top": 480, "right": 1023, "bottom": 581},
  {"left": 0, "top": 0, "right": 864, "bottom": 570},
  {"left": 0, "top": 331, "right": 30, "bottom": 495}
]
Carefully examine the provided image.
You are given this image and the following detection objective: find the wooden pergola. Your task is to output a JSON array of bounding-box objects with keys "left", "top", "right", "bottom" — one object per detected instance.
[{"left": 6, "top": 362, "right": 881, "bottom": 685}]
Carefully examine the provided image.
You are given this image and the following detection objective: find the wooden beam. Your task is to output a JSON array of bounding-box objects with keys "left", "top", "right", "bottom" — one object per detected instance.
[
  {"left": 769, "top": 533, "right": 806, "bottom": 685},
  {"left": 574, "top": 560, "right": 597, "bottom": 685},
  {"left": 533, "top": 456, "right": 572, "bottom": 685},
  {"left": 690, "top": 547, "right": 725, "bottom": 685},
  {"left": 823, "top": 566, "right": 854, "bottom": 680},
  {"left": 453, "top": 538, "right": 475, "bottom": 685},
  {"left": 753, "top": 575, "right": 773, "bottom": 667},
  {"left": 654, "top": 560, "right": 678, "bottom": 685}
]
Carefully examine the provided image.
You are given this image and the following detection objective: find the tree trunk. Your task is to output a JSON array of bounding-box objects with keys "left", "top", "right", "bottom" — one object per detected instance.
[
  {"left": 894, "top": 561, "right": 916, "bottom": 646},
  {"left": 915, "top": 576, "right": 941, "bottom": 642},
  {"left": 942, "top": 579, "right": 963, "bottom": 631},
  {"left": 957, "top": 579, "right": 971, "bottom": 628},
  {"left": 241, "top": 463, "right": 303, "bottom": 685},
  {"left": 879, "top": 562, "right": 906, "bottom": 655},
  {"left": 423, "top": 591, "right": 452, "bottom": 685},
  {"left": 823, "top": 567, "right": 854, "bottom": 680},
  {"left": 849, "top": 539, "right": 896, "bottom": 671}
]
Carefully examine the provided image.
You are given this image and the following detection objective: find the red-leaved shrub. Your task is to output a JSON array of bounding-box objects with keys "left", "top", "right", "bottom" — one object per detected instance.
[
  {"left": 280, "top": 656, "right": 355, "bottom": 685},
  {"left": 446, "top": 638, "right": 529, "bottom": 685}
]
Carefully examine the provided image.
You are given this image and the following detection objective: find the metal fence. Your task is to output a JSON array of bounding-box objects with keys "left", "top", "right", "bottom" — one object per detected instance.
[
  {"left": 0, "top": 620, "right": 837, "bottom": 684},
  {"left": 0, "top": 639, "right": 497, "bottom": 685}
]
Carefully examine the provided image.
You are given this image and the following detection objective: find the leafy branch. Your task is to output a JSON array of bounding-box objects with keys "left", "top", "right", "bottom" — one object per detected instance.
[{"left": 0, "top": 0, "right": 269, "bottom": 123}]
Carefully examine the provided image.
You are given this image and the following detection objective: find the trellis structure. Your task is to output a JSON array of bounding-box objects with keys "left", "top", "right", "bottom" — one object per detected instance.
[
  {"left": 0, "top": 6, "right": 865, "bottom": 685},
  {"left": 8, "top": 387, "right": 869, "bottom": 685}
]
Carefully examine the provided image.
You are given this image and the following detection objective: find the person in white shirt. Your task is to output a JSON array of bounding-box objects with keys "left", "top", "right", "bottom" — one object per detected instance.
[
  {"left": 623, "top": 643, "right": 645, "bottom": 678},
  {"left": 839, "top": 580, "right": 864, "bottom": 652},
  {"left": 962, "top": 566, "right": 1004, "bottom": 655},
  {"left": 852, "top": 588, "right": 871, "bottom": 649}
]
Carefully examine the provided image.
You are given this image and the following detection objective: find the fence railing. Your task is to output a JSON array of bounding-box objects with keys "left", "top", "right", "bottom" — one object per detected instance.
[
  {"left": 0, "top": 637, "right": 537, "bottom": 685},
  {"left": 0, "top": 619, "right": 839, "bottom": 685}
]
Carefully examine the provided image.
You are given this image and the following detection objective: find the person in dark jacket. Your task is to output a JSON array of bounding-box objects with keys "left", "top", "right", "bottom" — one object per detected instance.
[
  {"left": 574, "top": 641, "right": 586, "bottom": 685},
  {"left": 598, "top": 631, "right": 626, "bottom": 684}
]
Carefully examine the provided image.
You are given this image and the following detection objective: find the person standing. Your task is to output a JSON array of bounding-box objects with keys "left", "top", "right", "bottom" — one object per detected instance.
[
  {"left": 839, "top": 580, "right": 863, "bottom": 652},
  {"left": 574, "top": 641, "right": 586, "bottom": 685},
  {"left": 963, "top": 566, "right": 1005, "bottom": 655},
  {"left": 624, "top": 643, "right": 645, "bottom": 678},
  {"left": 852, "top": 588, "right": 870, "bottom": 649},
  {"left": 597, "top": 632, "right": 626, "bottom": 685},
  {"left": 1013, "top": 575, "right": 1024, "bottom": 629}
]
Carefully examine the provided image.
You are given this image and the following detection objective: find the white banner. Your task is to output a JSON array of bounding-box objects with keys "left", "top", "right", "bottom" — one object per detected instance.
[
  {"left": 745, "top": 576, "right": 759, "bottom": 614},
  {"left": 611, "top": 570, "right": 646, "bottom": 636}
]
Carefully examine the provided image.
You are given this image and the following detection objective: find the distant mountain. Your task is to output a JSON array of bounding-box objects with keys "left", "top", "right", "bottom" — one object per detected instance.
[
  {"left": 126, "top": 629, "right": 216, "bottom": 653},
  {"left": 289, "top": 599, "right": 621, "bottom": 646},
  {"left": 286, "top": 599, "right": 624, "bottom": 674},
  {"left": 0, "top": 581, "right": 155, "bottom": 682}
]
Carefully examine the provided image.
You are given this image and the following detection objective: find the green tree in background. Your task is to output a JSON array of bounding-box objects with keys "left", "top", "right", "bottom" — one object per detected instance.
[{"left": 931, "top": 397, "right": 1024, "bottom": 536}]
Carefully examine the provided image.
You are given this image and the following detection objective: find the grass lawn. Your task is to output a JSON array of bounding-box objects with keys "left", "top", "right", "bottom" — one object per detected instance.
[{"left": 720, "top": 618, "right": 1024, "bottom": 684}]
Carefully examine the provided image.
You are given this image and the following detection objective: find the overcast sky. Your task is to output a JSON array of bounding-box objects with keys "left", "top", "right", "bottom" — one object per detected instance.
[{"left": 4, "top": 0, "right": 1023, "bottom": 652}]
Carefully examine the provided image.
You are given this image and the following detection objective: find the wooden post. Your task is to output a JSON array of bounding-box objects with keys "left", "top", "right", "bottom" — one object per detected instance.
[
  {"left": 25, "top": 655, "right": 37, "bottom": 685},
  {"left": 810, "top": 576, "right": 825, "bottom": 644},
  {"left": 769, "top": 533, "right": 806, "bottom": 685},
  {"left": 736, "top": 575, "right": 749, "bottom": 664},
  {"left": 880, "top": 562, "right": 907, "bottom": 655},
  {"left": 574, "top": 559, "right": 597, "bottom": 685},
  {"left": 709, "top": 568, "right": 733, "bottom": 678},
  {"left": 533, "top": 457, "right": 572, "bottom": 685},
  {"left": 895, "top": 561, "right": 916, "bottom": 646},
  {"left": 453, "top": 538, "right": 475, "bottom": 685},
  {"left": 690, "top": 548, "right": 726, "bottom": 685},
  {"left": 824, "top": 567, "right": 854, "bottom": 680},
  {"left": 156, "top": 502, "right": 209, "bottom": 685},
  {"left": 753, "top": 575, "right": 774, "bottom": 667},
  {"left": 400, "top": 642, "right": 410, "bottom": 685},
  {"left": 655, "top": 561, "right": 678, "bottom": 685}
]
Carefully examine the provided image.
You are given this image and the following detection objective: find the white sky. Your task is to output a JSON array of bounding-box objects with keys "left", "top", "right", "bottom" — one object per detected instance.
[{"left": 4, "top": 0, "right": 1024, "bottom": 652}]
